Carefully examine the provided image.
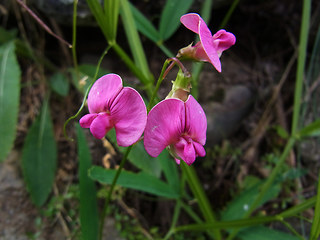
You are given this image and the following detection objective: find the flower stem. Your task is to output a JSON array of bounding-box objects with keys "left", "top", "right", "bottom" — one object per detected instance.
[
  {"left": 181, "top": 162, "right": 222, "bottom": 240},
  {"left": 111, "top": 43, "right": 153, "bottom": 98},
  {"left": 147, "top": 59, "right": 171, "bottom": 112},
  {"left": 99, "top": 145, "right": 133, "bottom": 240}
]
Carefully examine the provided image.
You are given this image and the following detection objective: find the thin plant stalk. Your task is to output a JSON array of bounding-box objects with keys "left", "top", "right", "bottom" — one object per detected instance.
[
  {"left": 173, "top": 196, "right": 316, "bottom": 232},
  {"left": 181, "top": 162, "right": 222, "bottom": 240},
  {"left": 227, "top": 0, "right": 311, "bottom": 238},
  {"left": 72, "top": 0, "right": 79, "bottom": 73},
  {"left": 63, "top": 46, "right": 111, "bottom": 140},
  {"left": 99, "top": 145, "right": 133, "bottom": 240}
]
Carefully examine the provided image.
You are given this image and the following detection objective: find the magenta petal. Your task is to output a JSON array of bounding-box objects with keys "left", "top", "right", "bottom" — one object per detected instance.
[
  {"left": 110, "top": 87, "right": 147, "bottom": 147},
  {"left": 87, "top": 74, "right": 123, "bottom": 113},
  {"left": 90, "top": 113, "right": 113, "bottom": 139},
  {"left": 198, "top": 19, "right": 221, "bottom": 72},
  {"left": 180, "top": 13, "right": 202, "bottom": 34},
  {"left": 193, "top": 141, "right": 206, "bottom": 157},
  {"left": 213, "top": 30, "right": 236, "bottom": 56},
  {"left": 79, "top": 113, "right": 98, "bottom": 128},
  {"left": 185, "top": 95, "right": 207, "bottom": 145},
  {"left": 174, "top": 138, "right": 196, "bottom": 166},
  {"left": 144, "top": 98, "right": 185, "bottom": 157}
]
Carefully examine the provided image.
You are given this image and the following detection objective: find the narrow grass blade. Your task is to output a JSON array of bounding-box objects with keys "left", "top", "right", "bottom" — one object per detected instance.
[
  {"left": 120, "top": 0, "right": 152, "bottom": 82},
  {"left": 76, "top": 124, "right": 99, "bottom": 240},
  {"left": 21, "top": 97, "right": 57, "bottom": 206},
  {"left": 86, "top": 0, "right": 109, "bottom": 40},
  {"left": 0, "top": 41, "right": 21, "bottom": 161},
  {"left": 159, "top": 0, "right": 194, "bottom": 41},
  {"left": 129, "top": 3, "right": 160, "bottom": 43},
  {"left": 310, "top": 173, "right": 320, "bottom": 240},
  {"left": 238, "top": 226, "right": 301, "bottom": 240},
  {"left": 89, "top": 166, "right": 179, "bottom": 199}
]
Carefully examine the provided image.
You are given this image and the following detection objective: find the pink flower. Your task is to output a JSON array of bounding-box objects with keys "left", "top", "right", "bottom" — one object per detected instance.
[
  {"left": 79, "top": 74, "right": 147, "bottom": 147},
  {"left": 179, "top": 13, "right": 236, "bottom": 72},
  {"left": 144, "top": 95, "right": 207, "bottom": 165}
]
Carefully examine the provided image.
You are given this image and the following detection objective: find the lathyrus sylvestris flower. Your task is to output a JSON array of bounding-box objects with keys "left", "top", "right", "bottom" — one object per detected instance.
[
  {"left": 178, "top": 13, "right": 236, "bottom": 72},
  {"left": 79, "top": 74, "right": 147, "bottom": 147},
  {"left": 144, "top": 95, "right": 207, "bottom": 166}
]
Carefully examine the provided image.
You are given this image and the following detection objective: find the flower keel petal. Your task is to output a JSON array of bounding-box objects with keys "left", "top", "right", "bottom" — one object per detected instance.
[
  {"left": 90, "top": 113, "right": 113, "bottom": 139},
  {"left": 79, "top": 113, "right": 98, "bottom": 128}
]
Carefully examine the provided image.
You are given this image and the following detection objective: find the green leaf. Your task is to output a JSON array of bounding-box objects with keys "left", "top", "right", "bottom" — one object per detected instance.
[
  {"left": 159, "top": 0, "right": 194, "bottom": 41},
  {"left": 107, "top": 129, "right": 162, "bottom": 178},
  {"left": 298, "top": 119, "right": 320, "bottom": 138},
  {"left": 49, "top": 72, "right": 69, "bottom": 96},
  {"left": 86, "top": 0, "right": 109, "bottom": 41},
  {"left": 273, "top": 125, "right": 289, "bottom": 139},
  {"left": 104, "top": 0, "right": 120, "bottom": 42},
  {"left": 0, "top": 27, "right": 17, "bottom": 44},
  {"left": 120, "top": 0, "right": 152, "bottom": 82},
  {"left": 89, "top": 166, "right": 179, "bottom": 199},
  {"left": 221, "top": 179, "right": 281, "bottom": 221},
  {"left": 76, "top": 124, "right": 99, "bottom": 240},
  {"left": 21, "top": 98, "right": 57, "bottom": 206},
  {"left": 129, "top": 3, "right": 160, "bottom": 43},
  {"left": 310, "top": 173, "right": 320, "bottom": 240},
  {"left": 159, "top": 151, "right": 180, "bottom": 193},
  {"left": 238, "top": 226, "right": 300, "bottom": 240},
  {"left": 0, "top": 41, "right": 21, "bottom": 162}
]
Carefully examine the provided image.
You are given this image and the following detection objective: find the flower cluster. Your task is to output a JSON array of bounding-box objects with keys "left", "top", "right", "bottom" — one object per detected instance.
[{"left": 79, "top": 13, "right": 235, "bottom": 166}]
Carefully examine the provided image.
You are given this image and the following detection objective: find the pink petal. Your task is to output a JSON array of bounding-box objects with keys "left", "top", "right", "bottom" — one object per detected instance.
[
  {"left": 199, "top": 19, "right": 221, "bottom": 72},
  {"left": 110, "top": 87, "right": 147, "bottom": 147},
  {"left": 193, "top": 141, "right": 206, "bottom": 157},
  {"left": 144, "top": 98, "right": 185, "bottom": 157},
  {"left": 185, "top": 95, "right": 207, "bottom": 145},
  {"left": 213, "top": 30, "right": 236, "bottom": 56},
  {"left": 174, "top": 137, "right": 196, "bottom": 166},
  {"left": 180, "top": 13, "right": 202, "bottom": 34},
  {"left": 79, "top": 113, "right": 98, "bottom": 128},
  {"left": 87, "top": 74, "right": 123, "bottom": 113},
  {"left": 89, "top": 113, "right": 113, "bottom": 139}
]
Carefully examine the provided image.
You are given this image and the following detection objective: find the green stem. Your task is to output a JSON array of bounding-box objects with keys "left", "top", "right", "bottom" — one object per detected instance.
[
  {"left": 280, "top": 219, "right": 305, "bottom": 240},
  {"left": 291, "top": 0, "right": 311, "bottom": 135},
  {"left": 99, "top": 145, "right": 133, "bottom": 240},
  {"left": 163, "top": 200, "right": 182, "bottom": 240},
  {"left": 181, "top": 162, "right": 222, "bottom": 239},
  {"left": 173, "top": 196, "right": 316, "bottom": 232},
  {"left": 147, "top": 59, "right": 170, "bottom": 112},
  {"left": 219, "top": 0, "right": 240, "bottom": 29},
  {"left": 111, "top": 43, "right": 153, "bottom": 98},
  {"left": 72, "top": 0, "right": 78, "bottom": 72}
]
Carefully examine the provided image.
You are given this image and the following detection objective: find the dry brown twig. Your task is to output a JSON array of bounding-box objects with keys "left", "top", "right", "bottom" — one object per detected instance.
[{"left": 16, "top": 0, "right": 72, "bottom": 48}]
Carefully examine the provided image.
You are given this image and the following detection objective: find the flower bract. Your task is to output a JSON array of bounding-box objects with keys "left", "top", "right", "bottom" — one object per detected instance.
[
  {"left": 79, "top": 74, "right": 147, "bottom": 147},
  {"left": 144, "top": 95, "right": 207, "bottom": 165},
  {"left": 180, "top": 13, "right": 236, "bottom": 72}
]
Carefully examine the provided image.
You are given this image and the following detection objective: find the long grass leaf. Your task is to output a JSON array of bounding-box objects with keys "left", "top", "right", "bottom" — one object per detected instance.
[
  {"left": 120, "top": 0, "right": 152, "bottom": 82},
  {"left": 159, "top": 0, "right": 194, "bottom": 41},
  {"left": 89, "top": 166, "right": 179, "bottom": 199},
  {"left": 76, "top": 124, "right": 99, "bottom": 240},
  {"left": 0, "top": 41, "right": 21, "bottom": 161},
  {"left": 21, "top": 97, "right": 57, "bottom": 206}
]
